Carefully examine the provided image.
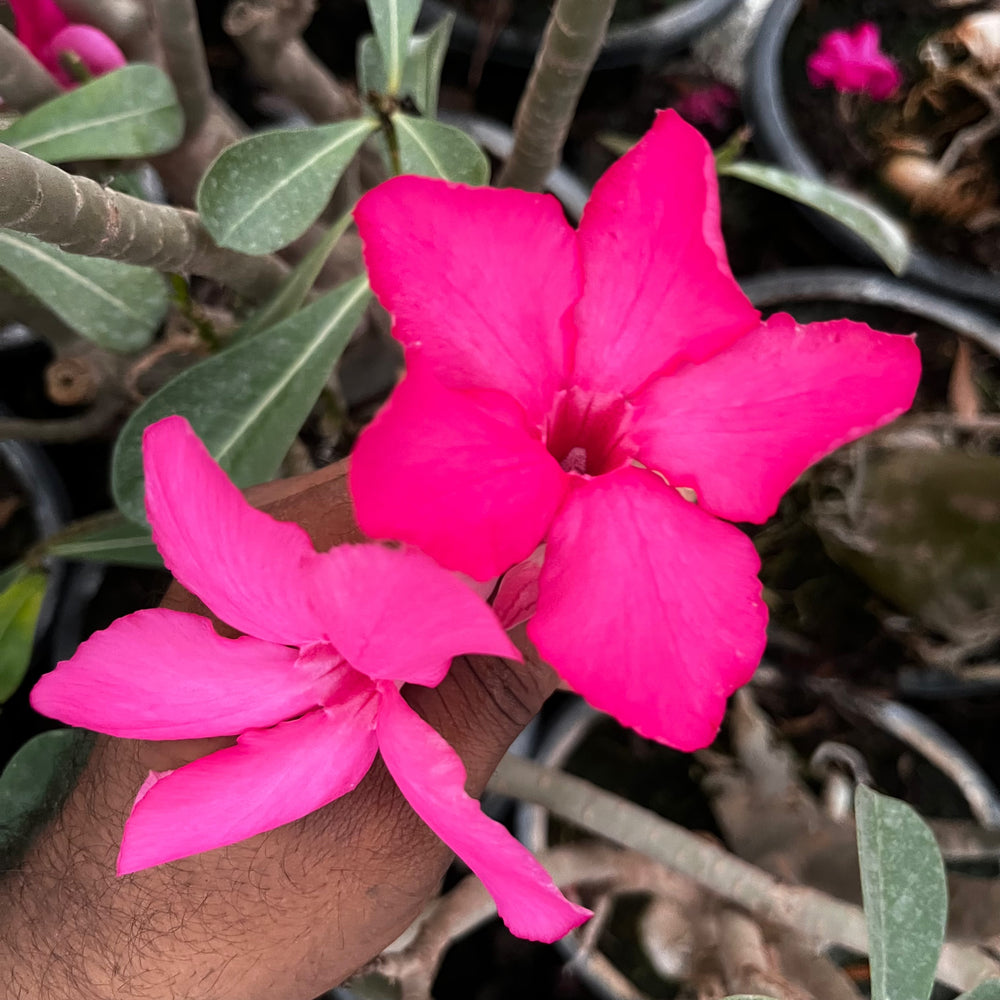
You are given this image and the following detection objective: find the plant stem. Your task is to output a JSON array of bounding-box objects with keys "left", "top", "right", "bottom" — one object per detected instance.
[
  {"left": 0, "top": 27, "right": 60, "bottom": 110},
  {"left": 0, "top": 144, "right": 288, "bottom": 301},
  {"left": 149, "top": 0, "right": 213, "bottom": 139},
  {"left": 489, "top": 755, "right": 1000, "bottom": 993},
  {"left": 497, "top": 0, "right": 615, "bottom": 191}
]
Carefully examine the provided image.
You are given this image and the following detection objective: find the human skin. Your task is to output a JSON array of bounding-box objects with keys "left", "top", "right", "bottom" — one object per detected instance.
[{"left": 0, "top": 460, "right": 557, "bottom": 1000}]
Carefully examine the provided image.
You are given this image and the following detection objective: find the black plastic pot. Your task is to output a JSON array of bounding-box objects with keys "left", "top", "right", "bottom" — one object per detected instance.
[
  {"left": 744, "top": 0, "right": 1000, "bottom": 312},
  {"left": 422, "top": 0, "right": 741, "bottom": 70}
]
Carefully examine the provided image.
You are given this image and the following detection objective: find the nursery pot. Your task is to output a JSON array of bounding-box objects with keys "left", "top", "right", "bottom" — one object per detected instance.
[
  {"left": 421, "top": 0, "right": 741, "bottom": 70},
  {"left": 744, "top": 0, "right": 1000, "bottom": 312}
]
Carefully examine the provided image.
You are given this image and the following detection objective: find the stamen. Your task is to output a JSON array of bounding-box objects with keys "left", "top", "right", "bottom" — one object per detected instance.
[{"left": 561, "top": 446, "right": 588, "bottom": 475}]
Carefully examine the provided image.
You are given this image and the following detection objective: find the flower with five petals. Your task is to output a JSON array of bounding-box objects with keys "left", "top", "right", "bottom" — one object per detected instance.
[
  {"left": 31, "top": 416, "right": 589, "bottom": 943},
  {"left": 806, "top": 23, "right": 902, "bottom": 101},
  {"left": 349, "top": 111, "right": 921, "bottom": 752},
  {"left": 9, "top": 0, "right": 125, "bottom": 88}
]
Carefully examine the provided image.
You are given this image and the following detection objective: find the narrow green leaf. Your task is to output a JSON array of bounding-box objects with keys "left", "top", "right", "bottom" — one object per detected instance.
[
  {"left": 44, "top": 515, "right": 161, "bottom": 568},
  {"left": 0, "top": 562, "right": 26, "bottom": 593},
  {"left": 367, "top": 0, "right": 422, "bottom": 94},
  {"left": 0, "top": 729, "right": 91, "bottom": 853},
  {"left": 197, "top": 119, "right": 378, "bottom": 255},
  {"left": 234, "top": 209, "right": 355, "bottom": 343},
  {"left": 358, "top": 34, "right": 387, "bottom": 97},
  {"left": 112, "top": 276, "right": 372, "bottom": 525},
  {"left": 0, "top": 64, "right": 183, "bottom": 162},
  {"left": 0, "top": 572, "right": 47, "bottom": 704},
  {"left": 393, "top": 114, "right": 490, "bottom": 184},
  {"left": 0, "top": 231, "right": 167, "bottom": 351},
  {"left": 718, "top": 160, "right": 911, "bottom": 276},
  {"left": 402, "top": 14, "right": 454, "bottom": 117},
  {"left": 856, "top": 785, "right": 947, "bottom": 1000},
  {"left": 956, "top": 980, "right": 1000, "bottom": 1000}
]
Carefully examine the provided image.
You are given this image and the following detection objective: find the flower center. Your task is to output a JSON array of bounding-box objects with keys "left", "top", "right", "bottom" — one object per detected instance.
[
  {"left": 543, "top": 386, "right": 637, "bottom": 477},
  {"left": 296, "top": 641, "right": 375, "bottom": 709}
]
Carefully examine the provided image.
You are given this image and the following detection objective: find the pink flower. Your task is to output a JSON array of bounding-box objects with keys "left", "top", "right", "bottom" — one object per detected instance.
[
  {"left": 31, "top": 416, "right": 589, "bottom": 943},
  {"left": 675, "top": 83, "right": 739, "bottom": 130},
  {"left": 9, "top": 0, "right": 126, "bottom": 88},
  {"left": 349, "top": 111, "right": 921, "bottom": 752},
  {"left": 806, "top": 23, "right": 902, "bottom": 101}
]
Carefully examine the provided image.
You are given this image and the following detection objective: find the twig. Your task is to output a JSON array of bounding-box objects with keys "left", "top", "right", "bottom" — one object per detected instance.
[
  {"left": 488, "top": 755, "right": 1000, "bottom": 993},
  {"left": 0, "top": 144, "right": 288, "bottom": 301},
  {"left": 0, "top": 27, "right": 61, "bottom": 110},
  {"left": 149, "top": 0, "right": 214, "bottom": 139},
  {"left": 498, "top": 0, "right": 616, "bottom": 191},
  {"left": 0, "top": 391, "right": 122, "bottom": 443},
  {"left": 224, "top": 0, "right": 359, "bottom": 123}
]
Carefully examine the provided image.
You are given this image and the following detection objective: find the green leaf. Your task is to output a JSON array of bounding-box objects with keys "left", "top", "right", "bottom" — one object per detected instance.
[
  {"left": 0, "top": 562, "right": 26, "bottom": 594},
  {"left": 393, "top": 114, "right": 490, "bottom": 184},
  {"left": 0, "top": 729, "right": 91, "bottom": 853},
  {"left": 956, "top": 980, "right": 1000, "bottom": 1000},
  {"left": 0, "top": 231, "right": 167, "bottom": 351},
  {"left": 358, "top": 34, "right": 388, "bottom": 97},
  {"left": 112, "top": 276, "right": 372, "bottom": 525},
  {"left": 0, "top": 64, "right": 183, "bottom": 163},
  {"left": 855, "top": 785, "right": 947, "bottom": 1000},
  {"left": 197, "top": 119, "right": 378, "bottom": 255},
  {"left": 0, "top": 572, "right": 47, "bottom": 704},
  {"left": 718, "top": 160, "right": 911, "bottom": 276},
  {"left": 402, "top": 14, "right": 454, "bottom": 117},
  {"left": 367, "top": 0, "right": 422, "bottom": 94},
  {"left": 234, "top": 209, "right": 355, "bottom": 343},
  {"left": 44, "top": 514, "right": 161, "bottom": 568}
]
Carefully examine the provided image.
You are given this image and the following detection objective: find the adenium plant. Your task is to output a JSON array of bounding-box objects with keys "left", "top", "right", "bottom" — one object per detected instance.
[
  {"left": 806, "top": 22, "right": 903, "bottom": 101},
  {"left": 8, "top": 0, "right": 125, "bottom": 86}
]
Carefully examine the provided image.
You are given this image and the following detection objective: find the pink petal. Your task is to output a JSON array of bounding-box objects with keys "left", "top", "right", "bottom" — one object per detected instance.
[
  {"left": 376, "top": 685, "right": 591, "bottom": 942},
  {"left": 118, "top": 703, "right": 379, "bottom": 874},
  {"left": 570, "top": 110, "right": 759, "bottom": 395},
  {"left": 492, "top": 547, "right": 545, "bottom": 630},
  {"left": 355, "top": 177, "right": 579, "bottom": 424},
  {"left": 631, "top": 313, "right": 921, "bottom": 523},
  {"left": 8, "top": 0, "right": 66, "bottom": 57},
  {"left": 48, "top": 24, "right": 126, "bottom": 78},
  {"left": 529, "top": 468, "right": 767, "bottom": 751},
  {"left": 30, "top": 608, "right": 314, "bottom": 739},
  {"left": 350, "top": 354, "right": 569, "bottom": 581},
  {"left": 306, "top": 544, "right": 519, "bottom": 687},
  {"left": 143, "top": 416, "right": 325, "bottom": 645}
]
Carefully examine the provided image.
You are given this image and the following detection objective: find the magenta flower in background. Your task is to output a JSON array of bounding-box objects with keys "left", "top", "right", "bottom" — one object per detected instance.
[
  {"left": 31, "top": 416, "right": 589, "bottom": 943},
  {"left": 675, "top": 83, "right": 739, "bottom": 130},
  {"left": 9, "top": 0, "right": 125, "bottom": 87},
  {"left": 806, "top": 22, "right": 902, "bottom": 101},
  {"left": 350, "top": 110, "right": 922, "bottom": 753}
]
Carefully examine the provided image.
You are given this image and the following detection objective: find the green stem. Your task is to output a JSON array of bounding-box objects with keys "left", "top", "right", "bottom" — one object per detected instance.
[{"left": 498, "top": 0, "right": 616, "bottom": 191}]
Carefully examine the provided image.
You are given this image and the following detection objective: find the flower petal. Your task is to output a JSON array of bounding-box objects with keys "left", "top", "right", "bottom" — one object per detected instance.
[
  {"left": 48, "top": 24, "right": 126, "bottom": 79},
  {"left": 571, "top": 110, "right": 759, "bottom": 395},
  {"left": 8, "top": 0, "right": 66, "bottom": 58},
  {"left": 30, "top": 608, "right": 314, "bottom": 739},
  {"left": 350, "top": 354, "right": 569, "bottom": 581},
  {"left": 377, "top": 685, "right": 591, "bottom": 942},
  {"left": 143, "top": 416, "right": 325, "bottom": 644},
  {"left": 306, "top": 544, "right": 519, "bottom": 687},
  {"left": 118, "top": 703, "right": 379, "bottom": 874},
  {"left": 529, "top": 468, "right": 767, "bottom": 751},
  {"left": 355, "top": 176, "right": 579, "bottom": 423},
  {"left": 632, "top": 313, "right": 922, "bottom": 523}
]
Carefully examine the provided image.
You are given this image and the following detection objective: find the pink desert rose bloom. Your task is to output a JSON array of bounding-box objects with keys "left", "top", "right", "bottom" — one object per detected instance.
[
  {"left": 806, "top": 23, "right": 902, "bottom": 101},
  {"left": 31, "top": 416, "right": 589, "bottom": 943},
  {"left": 675, "top": 83, "right": 739, "bottom": 130},
  {"left": 349, "top": 110, "right": 922, "bottom": 752},
  {"left": 9, "top": 0, "right": 125, "bottom": 87}
]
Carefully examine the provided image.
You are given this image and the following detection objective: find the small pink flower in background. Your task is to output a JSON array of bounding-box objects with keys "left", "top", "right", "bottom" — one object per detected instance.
[
  {"left": 806, "top": 22, "right": 902, "bottom": 101},
  {"left": 9, "top": 0, "right": 125, "bottom": 87},
  {"left": 675, "top": 83, "right": 739, "bottom": 130},
  {"left": 350, "top": 110, "right": 921, "bottom": 753},
  {"left": 31, "top": 416, "right": 589, "bottom": 943}
]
